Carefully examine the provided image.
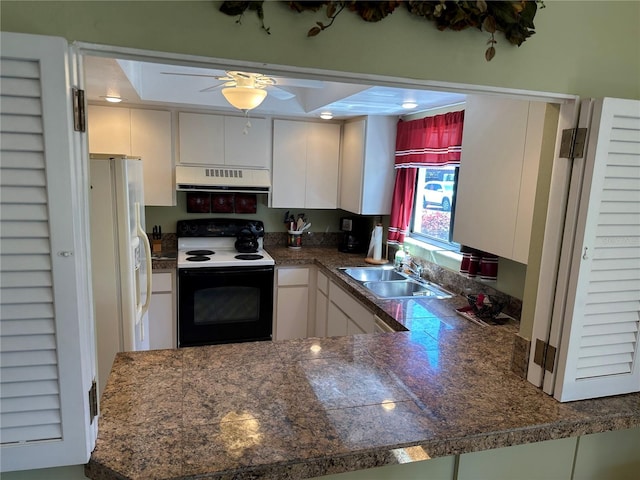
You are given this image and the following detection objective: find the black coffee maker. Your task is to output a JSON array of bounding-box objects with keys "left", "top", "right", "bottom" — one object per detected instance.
[{"left": 338, "top": 216, "right": 370, "bottom": 253}]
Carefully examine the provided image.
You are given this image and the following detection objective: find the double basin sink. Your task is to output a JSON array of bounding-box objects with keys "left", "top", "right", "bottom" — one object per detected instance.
[{"left": 339, "top": 266, "right": 453, "bottom": 300}]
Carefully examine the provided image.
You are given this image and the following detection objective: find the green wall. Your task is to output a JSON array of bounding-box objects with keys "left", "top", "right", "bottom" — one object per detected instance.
[{"left": 1, "top": 1, "right": 639, "bottom": 100}]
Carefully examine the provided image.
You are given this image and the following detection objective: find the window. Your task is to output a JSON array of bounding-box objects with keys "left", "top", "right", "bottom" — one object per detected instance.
[{"left": 410, "top": 166, "right": 459, "bottom": 247}]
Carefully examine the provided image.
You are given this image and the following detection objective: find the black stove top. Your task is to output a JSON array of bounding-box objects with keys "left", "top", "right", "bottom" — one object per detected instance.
[
  {"left": 235, "top": 254, "right": 264, "bottom": 261},
  {"left": 185, "top": 249, "right": 215, "bottom": 256},
  {"left": 185, "top": 256, "right": 210, "bottom": 262}
]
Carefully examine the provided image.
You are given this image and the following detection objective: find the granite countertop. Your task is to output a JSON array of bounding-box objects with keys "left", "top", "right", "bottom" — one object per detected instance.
[
  {"left": 90, "top": 245, "right": 639, "bottom": 480},
  {"left": 150, "top": 254, "right": 177, "bottom": 271}
]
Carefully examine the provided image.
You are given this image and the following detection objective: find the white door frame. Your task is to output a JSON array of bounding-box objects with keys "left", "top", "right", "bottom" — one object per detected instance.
[{"left": 75, "top": 41, "right": 577, "bottom": 106}]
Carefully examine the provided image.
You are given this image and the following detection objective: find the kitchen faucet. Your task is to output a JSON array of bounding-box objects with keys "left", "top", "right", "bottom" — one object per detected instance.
[
  {"left": 396, "top": 250, "right": 423, "bottom": 280},
  {"left": 404, "top": 261, "right": 423, "bottom": 280}
]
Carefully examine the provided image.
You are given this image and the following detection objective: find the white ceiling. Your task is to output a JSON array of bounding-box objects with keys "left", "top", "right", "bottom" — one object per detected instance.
[{"left": 83, "top": 55, "right": 466, "bottom": 119}]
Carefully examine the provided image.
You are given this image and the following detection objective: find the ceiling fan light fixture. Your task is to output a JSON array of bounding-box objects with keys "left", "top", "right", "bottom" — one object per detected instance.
[
  {"left": 402, "top": 101, "right": 418, "bottom": 109},
  {"left": 320, "top": 112, "right": 333, "bottom": 120},
  {"left": 221, "top": 86, "right": 267, "bottom": 111}
]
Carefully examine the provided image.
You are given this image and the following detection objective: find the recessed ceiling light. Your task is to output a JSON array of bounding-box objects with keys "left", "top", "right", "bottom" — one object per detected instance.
[
  {"left": 101, "top": 95, "right": 124, "bottom": 103},
  {"left": 320, "top": 112, "right": 333, "bottom": 120},
  {"left": 402, "top": 101, "right": 418, "bottom": 109}
]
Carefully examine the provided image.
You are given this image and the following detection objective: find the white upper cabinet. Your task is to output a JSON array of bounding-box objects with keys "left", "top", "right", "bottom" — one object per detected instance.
[
  {"left": 224, "top": 116, "right": 270, "bottom": 168},
  {"left": 87, "top": 105, "right": 131, "bottom": 154},
  {"left": 178, "top": 112, "right": 224, "bottom": 164},
  {"left": 87, "top": 105, "right": 175, "bottom": 206},
  {"left": 339, "top": 116, "right": 397, "bottom": 215},
  {"left": 177, "top": 112, "right": 270, "bottom": 169},
  {"left": 453, "top": 96, "right": 557, "bottom": 264},
  {"left": 130, "top": 109, "right": 175, "bottom": 206},
  {"left": 272, "top": 119, "right": 341, "bottom": 209}
]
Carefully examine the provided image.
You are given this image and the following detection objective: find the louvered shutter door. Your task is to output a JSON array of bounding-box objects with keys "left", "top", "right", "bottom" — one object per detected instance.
[
  {"left": 554, "top": 98, "right": 640, "bottom": 402},
  {"left": 1, "top": 32, "right": 96, "bottom": 472}
]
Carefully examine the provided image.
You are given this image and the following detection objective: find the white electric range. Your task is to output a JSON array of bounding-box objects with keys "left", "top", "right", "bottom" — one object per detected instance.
[{"left": 176, "top": 218, "right": 275, "bottom": 347}]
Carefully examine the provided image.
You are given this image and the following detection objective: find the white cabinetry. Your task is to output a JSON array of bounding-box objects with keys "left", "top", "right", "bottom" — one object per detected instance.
[
  {"left": 374, "top": 315, "right": 396, "bottom": 333},
  {"left": 315, "top": 270, "right": 329, "bottom": 337},
  {"left": 327, "top": 280, "right": 375, "bottom": 336},
  {"left": 275, "top": 266, "right": 311, "bottom": 340},
  {"left": 453, "top": 96, "right": 556, "bottom": 264},
  {"left": 88, "top": 105, "right": 131, "bottom": 154},
  {"left": 177, "top": 112, "right": 270, "bottom": 169},
  {"left": 340, "top": 116, "right": 397, "bottom": 215},
  {"left": 149, "top": 271, "right": 176, "bottom": 349},
  {"left": 272, "top": 119, "right": 341, "bottom": 208},
  {"left": 87, "top": 105, "right": 175, "bottom": 206}
]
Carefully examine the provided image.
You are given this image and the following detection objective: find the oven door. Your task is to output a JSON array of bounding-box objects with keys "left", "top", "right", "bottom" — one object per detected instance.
[{"left": 178, "top": 265, "right": 274, "bottom": 347}]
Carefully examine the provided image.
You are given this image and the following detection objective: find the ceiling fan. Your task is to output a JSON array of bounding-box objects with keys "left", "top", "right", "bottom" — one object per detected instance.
[{"left": 161, "top": 70, "right": 317, "bottom": 110}]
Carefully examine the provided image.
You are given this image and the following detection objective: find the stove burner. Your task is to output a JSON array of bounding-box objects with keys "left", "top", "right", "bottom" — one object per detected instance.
[
  {"left": 186, "top": 249, "right": 215, "bottom": 256},
  {"left": 186, "top": 256, "right": 210, "bottom": 262},
  {"left": 235, "top": 254, "right": 264, "bottom": 261}
]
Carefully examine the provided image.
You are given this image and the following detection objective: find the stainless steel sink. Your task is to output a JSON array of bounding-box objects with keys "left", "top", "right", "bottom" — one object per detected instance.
[
  {"left": 363, "top": 280, "right": 452, "bottom": 299},
  {"left": 339, "top": 266, "right": 452, "bottom": 299},
  {"left": 340, "top": 267, "right": 405, "bottom": 282}
]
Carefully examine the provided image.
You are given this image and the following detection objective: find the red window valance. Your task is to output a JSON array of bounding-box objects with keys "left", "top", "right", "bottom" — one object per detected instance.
[
  {"left": 388, "top": 110, "right": 465, "bottom": 244},
  {"left": 394, "top": 110, "right": 465, "bottom": 168}
]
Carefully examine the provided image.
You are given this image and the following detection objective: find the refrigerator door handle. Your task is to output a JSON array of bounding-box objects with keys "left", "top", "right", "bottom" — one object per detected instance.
[{"left": 135, "top": 202, "right": 153, "bottom": 326}]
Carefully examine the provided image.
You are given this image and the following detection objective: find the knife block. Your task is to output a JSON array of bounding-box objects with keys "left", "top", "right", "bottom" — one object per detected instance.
[{"left": 152, "top": 239, "right": 163, "bottom": 254}]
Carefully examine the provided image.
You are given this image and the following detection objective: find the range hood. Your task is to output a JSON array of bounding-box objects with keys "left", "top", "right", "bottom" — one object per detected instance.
[{"left": 176, "top": 165, "right": 271, "bottom": 194}]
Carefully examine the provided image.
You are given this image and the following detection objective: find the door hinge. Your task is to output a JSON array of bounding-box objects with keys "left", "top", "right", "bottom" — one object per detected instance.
[
  {"left": 72, "top": 87, "right": 86, "bottom": 132},
  {"left": 533, "top": 338, "right": 557, "bottom": 373},
  {"left": 88, "top": 379, "right": 98, "bottom": 424},
  {"left": 559, "top": 127, "right": 587, "bottom": 159}
]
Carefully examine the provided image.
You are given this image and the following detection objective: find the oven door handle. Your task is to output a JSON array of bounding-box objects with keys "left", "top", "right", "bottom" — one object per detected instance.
[
  {"left": 136, "top": 202, "right": 152, "bottom": 322},
  {"left": 180, "top": 266, "right": 274, "bottom": 276}
]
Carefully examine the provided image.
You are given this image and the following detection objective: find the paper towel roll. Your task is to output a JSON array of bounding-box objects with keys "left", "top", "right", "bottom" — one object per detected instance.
[{"left": 368, "top": 224, "right": 383, "bottom": 260}]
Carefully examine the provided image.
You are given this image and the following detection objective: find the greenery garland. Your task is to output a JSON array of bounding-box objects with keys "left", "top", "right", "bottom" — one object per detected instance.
[{"left": 218, "top": 1, "right": 544, "bottom": 61}]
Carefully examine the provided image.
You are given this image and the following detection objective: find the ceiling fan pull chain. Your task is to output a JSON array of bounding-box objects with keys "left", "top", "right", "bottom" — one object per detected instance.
[{"left": 243, "top": 112, "right": 252, "bottom": 135}]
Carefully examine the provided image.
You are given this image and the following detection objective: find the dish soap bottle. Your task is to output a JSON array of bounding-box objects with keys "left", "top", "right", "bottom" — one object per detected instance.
[{"left": 394, "top": 246, "right": 406, "bottom": 270}]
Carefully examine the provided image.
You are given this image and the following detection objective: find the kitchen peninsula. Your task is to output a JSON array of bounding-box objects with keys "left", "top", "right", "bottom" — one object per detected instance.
[{"left": 86, "top": 248, "right": 640, "bottom": 480}]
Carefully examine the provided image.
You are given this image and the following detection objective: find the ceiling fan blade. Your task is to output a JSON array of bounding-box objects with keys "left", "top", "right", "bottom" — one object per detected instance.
[
  {"left": 199, "top": 84, "right": 223, "bottom": 93},
  {"left": 160, "top": 71, "right": 221, "bottom": 78},
  {"left": 272, "top": 76, "right": 324, "bottom": 89}
]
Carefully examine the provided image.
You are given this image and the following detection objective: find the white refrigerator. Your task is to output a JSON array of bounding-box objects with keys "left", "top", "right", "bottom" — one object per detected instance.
[{"left": 90, "top": 154, "right": 152, "bottom": 396}]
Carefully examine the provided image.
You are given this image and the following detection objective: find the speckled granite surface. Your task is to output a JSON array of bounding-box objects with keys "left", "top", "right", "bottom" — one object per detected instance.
[{"left": 94, "top": 246, "right": 639, "bottom": 480}]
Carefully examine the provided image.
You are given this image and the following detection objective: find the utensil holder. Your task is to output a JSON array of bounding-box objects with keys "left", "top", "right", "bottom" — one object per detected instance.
[{"left": 287, "top": 230, "right": 302, "bottom": 249}]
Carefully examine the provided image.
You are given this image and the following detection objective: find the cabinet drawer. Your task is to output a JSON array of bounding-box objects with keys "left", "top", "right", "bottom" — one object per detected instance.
[
  {"left": 317, "top": 271, "right": 329, "bottom": 295},
  {"left": 152, "top": 272, "right": 173, "bottom": 292},
  {"left": 277, "top": 267, "right": 309, "bottom": 286}
]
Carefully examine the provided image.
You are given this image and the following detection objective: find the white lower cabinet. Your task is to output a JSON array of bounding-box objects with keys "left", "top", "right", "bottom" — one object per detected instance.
[
  {"left": 374, "top": 315, "right": 395, "bottom": 333},
  {"left": 281, "top": 268, "right": 376, "bottom": 340},
  {"left": 149, "top": 271, "right": 176, "bottom": 349},
  {"left": 275, "top": 266, "right": 311, "bottom": 340},
  {"left": 315, "top": 270, "right": 329, "bottom": 337},
  {"left": 327, "top": 280, "right": 375, "bottom": 336}
]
